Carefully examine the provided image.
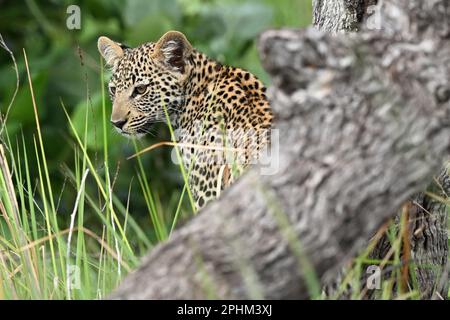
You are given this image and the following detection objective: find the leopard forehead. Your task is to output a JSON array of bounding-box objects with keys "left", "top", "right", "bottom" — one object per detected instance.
[{"left": 110, "top": 42, "right": 164, "bottom": 90}]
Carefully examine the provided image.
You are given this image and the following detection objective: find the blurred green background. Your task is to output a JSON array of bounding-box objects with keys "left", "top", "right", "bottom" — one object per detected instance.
[{"left": 0, "top": 0, "right": 312, "bottom": 241}]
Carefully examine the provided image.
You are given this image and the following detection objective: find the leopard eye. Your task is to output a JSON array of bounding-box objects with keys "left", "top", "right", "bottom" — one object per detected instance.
[
  {"left": 134, "top": 84, "right": 148, "bottom": 95},
  {"left": 109, "top": 86, "right": 116, "bottom": 96}
]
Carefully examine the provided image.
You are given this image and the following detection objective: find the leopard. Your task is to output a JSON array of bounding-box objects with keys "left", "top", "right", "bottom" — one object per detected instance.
[{"left": 97, "top": 31, "right": 272, "bottom": 210}]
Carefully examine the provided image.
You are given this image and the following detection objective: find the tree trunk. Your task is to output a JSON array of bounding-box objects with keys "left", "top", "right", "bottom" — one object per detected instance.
[
  {"left": 313, "top": 0, "right": 369, "bottom": 32},
  {"left": 313, "top": 0, "right": 449, "bottom": 300},
  {"left": 109, "top": 0, "right": 450, "bottom": 299},
  {"left": 363, "top": 169, "right": 449, "bottom": 299},
  {"left": 409, "top": 170, "right": 449, "bottom": 299}
]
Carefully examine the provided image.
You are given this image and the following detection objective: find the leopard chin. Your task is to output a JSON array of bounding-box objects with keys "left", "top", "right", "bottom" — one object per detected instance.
[{"left": 115, "top": 127, "right": 146, "bottom": 139}]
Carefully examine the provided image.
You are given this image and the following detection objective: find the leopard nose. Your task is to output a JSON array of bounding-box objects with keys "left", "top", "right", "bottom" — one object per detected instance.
[{"left": 111, "top": 119, "right": 126, "bottom": 129}]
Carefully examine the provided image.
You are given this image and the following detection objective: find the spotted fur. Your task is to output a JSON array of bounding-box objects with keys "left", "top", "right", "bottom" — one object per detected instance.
[{"left": 98, "top": 31, "right": 272, "bottom": 209}]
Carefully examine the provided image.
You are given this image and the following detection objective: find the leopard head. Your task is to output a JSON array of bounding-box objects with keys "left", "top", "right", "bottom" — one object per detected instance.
[{"left": 97, "top": 31, "right": 194, "bottom": 136}]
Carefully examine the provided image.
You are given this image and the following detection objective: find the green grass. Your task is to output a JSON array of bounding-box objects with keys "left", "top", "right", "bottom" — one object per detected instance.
[{"left": 0, "top": 50, "right": 179, "bottom": 299}]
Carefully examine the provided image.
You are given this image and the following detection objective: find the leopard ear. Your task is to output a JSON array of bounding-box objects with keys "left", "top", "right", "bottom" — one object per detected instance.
[
  {"left": 97, "top": 36, "right": 124, "bottom": 67},
  {"left": 152, "top": 31, "right": 193, "bottom": 73}
]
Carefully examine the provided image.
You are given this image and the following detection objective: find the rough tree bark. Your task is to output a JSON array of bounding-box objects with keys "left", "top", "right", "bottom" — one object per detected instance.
[
  {"left": 314, "top": 0, "right": 449, "bottom": 299},
  {"left": 109, "top": 0, "right": 450, "bottom": 299},
  {"left": 313, "top": 0, "right": 372, "bottom": 32},
  {"left": 363, "top": 169, "right": 450, "bottom": 299}
]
